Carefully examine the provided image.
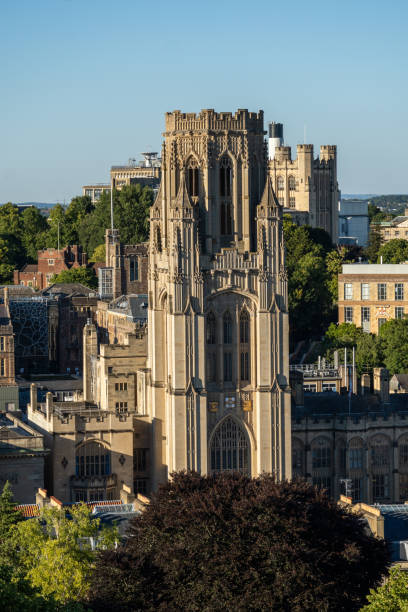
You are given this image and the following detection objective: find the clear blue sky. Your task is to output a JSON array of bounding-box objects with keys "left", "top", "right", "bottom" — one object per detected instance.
[{"left": 1, "top": 0, "right": 407, "bottom": 203}]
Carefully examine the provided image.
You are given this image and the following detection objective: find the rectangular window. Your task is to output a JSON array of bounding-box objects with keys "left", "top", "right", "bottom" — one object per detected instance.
[
  {"left": 344, "top": 283, "right": 353, "bottom": 300},
  {"left": 115, "top": 401, "right": 128, "bottom": 412},
  {"left": 372, "top": 474, "right": 389, "bottom": 500},
  {"left": 400, "top": 445, "right": 408, "bottom": 466},
  {"left": 361, "top": 283, "right": 370, "bottom": 300},
  {"left": 134, "top": 448, "right": 148, "bottom": 472},
  {"left": 377, "top": 283, "right": 387, "bottom": 300},
  {"left": 134, "top": 478, "right": 149, "bottom": 495},
  {"left": 361, "top": 307, "right": 370, "bottom": 332},
  {"left": 129, "top": 257, "right": 139, "bottom": 282},
  {"left": 223, "top": 352, "right": 232, "bottom": 382},
  {"left": 0, "top": 359, "right": 4, "bottom": 376},
  {"left": 378, "top": 318, "right": 386, "bottom": 332},
  {"left": 349, "top": 448, "right": 363, "bottom": 469},
  {"left": 0, "top": 337, "right": 3, "bottom": 351},
  {"left": 289, "top": 197, "right": 296, "bottom": 209},
  {"left": 240, "top": 351, "right": 249, "bottom": 381},
  {"left": 304, "top": 383, "right": 317, "bottom": 392},
  {"left": 395, "top": 283, "right": 404, "bottom": 300},
  {"left": 48, "top": 259, "right": 54, "bottom": 265},
  {"left": 352, "top": 478, "right": 362, "bottom": 501},
  {"left": 396, "top": 307, "right": 404, "bottom": 319},
  {"left": 344, "top": 307, "right": 353, "bottom": 323}
]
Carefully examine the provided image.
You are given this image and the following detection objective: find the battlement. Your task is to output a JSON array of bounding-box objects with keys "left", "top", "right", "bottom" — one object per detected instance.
[
  {"left": 320, "top": 145, "right": 337, "bottom": 161},
  {"left": 296, "top": 144, "right": 314, "bottom": 153},
  {"left": 274, "top": 146, "right": 291, "bottom": 161},
  {"left": 165, "top": 109, "right": 265, "bottom": 134}
]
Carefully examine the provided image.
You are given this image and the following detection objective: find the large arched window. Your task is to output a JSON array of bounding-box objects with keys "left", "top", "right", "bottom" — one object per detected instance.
[
  {"left": 210, "top": 417, "right": 249, "bottom": 474},
  {"left": 76, "top": 442, "right": 111, "bottom": 477},
  {"left": 219, "top": 156, "right": 232, "bottom": 197},
  {"left": 206, "top": 312, "right": 217, "bottom": 383}
]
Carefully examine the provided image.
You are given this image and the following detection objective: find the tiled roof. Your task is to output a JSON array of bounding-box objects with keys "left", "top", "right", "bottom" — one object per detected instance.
[{"left": 16, "top": 504, "right": 40, "bottom": 517}]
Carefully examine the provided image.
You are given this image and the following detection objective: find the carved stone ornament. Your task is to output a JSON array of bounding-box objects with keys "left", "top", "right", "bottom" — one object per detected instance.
[
  {"left": 279, "top": 265, "right": 288, "bottom": 282},
  {"left": 258, "top": 266, "right": 268, "bottom": 282}
]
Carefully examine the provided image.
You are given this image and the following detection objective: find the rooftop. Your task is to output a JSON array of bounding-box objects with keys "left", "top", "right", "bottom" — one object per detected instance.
[{"left": 341, "top": 263, "right": 408, "bottom": 274}]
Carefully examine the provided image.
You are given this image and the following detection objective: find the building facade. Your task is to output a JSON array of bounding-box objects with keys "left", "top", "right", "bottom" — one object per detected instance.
[
  {"left": 268, "top": 123, "right": 339, "bottom": 242},
  {"left": 14, "top": 245, "right": 89, "bottom": 290},
  {"left": 102, "top": 234, "right": 148, "bottom": 299},
  {"left": 374, "top": 209, "right": 408, "bottom": 242},
  {"left": 146, "top": 108, "right": 292, "bottom": 488},
  {"left": 338, "top": 199, "right": 369, "bottom": 247},
  {"left": 0, "top": 294, "right": 19, "bottom": 411},
  {"left": 338, "top": 263, "right": 408, "bottom": 333}
]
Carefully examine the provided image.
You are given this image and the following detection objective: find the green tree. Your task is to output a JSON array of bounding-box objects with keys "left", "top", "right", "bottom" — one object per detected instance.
[
  {"left": 377, "top": 239, "right": 408, "bottom": 264},
  {"left": 379, "top": 318, "right": 408, "bottom": 374},
  {"left": 361, "top": 566, "right": 408, "bottom": 611},
  {"left": 89, "top": 472, "right": 389, "bottom": 612},
  {"left": 46, "top": 204, "right": 67, "bottom": 249},
  {"left": 365, "top": 225, "right": 384, "bottom": 262},
  {"left": 326, "top": 248, "right": 345, "bottom": 303},
  {"left": 63, "top": 196, "right": 94, "bottom": 245},
  {"left": 0, "top": 234, "right": 25, "bottom": 282},
  {"left": 50, "top": 267, "right": 98, "bottom": 289},
  {"left": 0, "top": 202, "right": 23, "bottom": 237},
  {"left": 89, "top": 243, "right": 106, "bottom": 262},
  {"left": 0, "top": 481, "right": 23, "bottom": 539},
  {"left": 13, "top": 503, "right": 117, "bottom": 606},
  {"left": 21, "top": 207, "right": 49, "bottom": 261},
  {"left": 355, "top": 332, "right": 382, "bottom": 375}
]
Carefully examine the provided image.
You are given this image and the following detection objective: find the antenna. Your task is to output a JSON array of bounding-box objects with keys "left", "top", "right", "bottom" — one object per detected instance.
[{"left": 110, "top": 178, "right": 114, "bottom": 231}]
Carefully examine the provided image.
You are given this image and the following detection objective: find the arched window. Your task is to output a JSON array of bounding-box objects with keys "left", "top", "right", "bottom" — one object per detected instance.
[
  {"left": 240, "top": 310, "right": 249, "bottom": 344},
  {"left": 187, "top": 159, "right": 199, "bottom": 199},
  {"left": 223, "top": 312, "right": 232, "bottom": 344},
  {"left": 220, "top": 202, "right": 232, "bottom": 235},
  {"left": 277, "top": 176, "right": 285, "bottom": 191},
  {"left": 311, "top": 437, "right": 331, "bottom": 469},
  {"left": 206, "top": 312, "right": 217, "bottom": 344},
  {"left": 288, "top": 176, "right": 296, "bottom": 191},
  {"left": 76, "top": 442, "right": 111, "bottom": 477},
  {"left": 292, "top": 438, "right": 305, "bottom": 476},
  {"left": 210, "top": 417, "right": 249, "bottom": 474},
  {"left": 155, "top": 226, "right": 162, "bottom": 253}
]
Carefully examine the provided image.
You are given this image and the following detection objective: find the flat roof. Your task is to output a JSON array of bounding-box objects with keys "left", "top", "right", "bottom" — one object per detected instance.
[{"left": 342, "top": 264, "right": 408, "bottom": 274}]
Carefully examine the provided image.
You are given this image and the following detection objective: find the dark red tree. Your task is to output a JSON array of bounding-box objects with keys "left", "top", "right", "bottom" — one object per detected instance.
[{"left": 88, "top": 472, "right": 389, "bottom": 611}]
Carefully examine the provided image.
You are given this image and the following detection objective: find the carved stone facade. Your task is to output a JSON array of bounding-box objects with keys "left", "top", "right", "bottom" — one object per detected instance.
[
  {"left": 147, "top": 109, "right": 292, "bottom": 487},
  {"left": 269, "top": 144, "right": 339, "bottom": 241}
]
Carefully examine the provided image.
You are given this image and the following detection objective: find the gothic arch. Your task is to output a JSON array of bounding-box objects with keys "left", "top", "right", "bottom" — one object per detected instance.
[{"left": 208, "top": 414, "right": 251, "bottom": 475}]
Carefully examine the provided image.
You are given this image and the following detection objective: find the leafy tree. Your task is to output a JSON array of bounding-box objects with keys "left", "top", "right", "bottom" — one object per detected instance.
[
  {"left": 321, "top": 323, "right": 383, "bottom": 375},
  {"left": 46, "top": 204, "right": 67, "bottom": 249},
  {"left": 0, "top": 202, "right": 23, "bottom": 237},
  {"left": 0, "top": 233, "right": 25, "bottom": 282},
  {"left": 0, "top": 481, "right": 23, "bottom": 539},
  {"left": 79, "top": 185, "right": 153, "bottom": 255},
  {"left": 12, "top": 503, "right": 116, "bottom": 606},
  {"left": 368, "top": 203, "right": 390, "bottom": 223},
  {"left": 377, "top": 239, "right": 408, "bottom": 264},
  {"left": 365, "top": 225, "right": 384, "bottom": 262},
  {"left": 63, "top": 196, "right": 94, "bottom": 245},
  {"left": 326, "top": 248, "right": 345, "bottom": 303},
  {"left": 362, "top": 566, "right": 408, "bottom": 611},
  {"left": 379, "top": 318, "right": 408, "bottom": 374},
  {"left": 89, "top": 243, "right": 106, "bottom": 262},
  {"left": 89, "top": 472, "right": 389, "bottom": 612},
  {"left": 50, "top": 267, "right": 98, "bottom": 289},
  {"left": 21, "top": 206, "right": 49, "bottom": 261},
  {"left": 355, "top": 332, "right": 383, "bottom": 375}
]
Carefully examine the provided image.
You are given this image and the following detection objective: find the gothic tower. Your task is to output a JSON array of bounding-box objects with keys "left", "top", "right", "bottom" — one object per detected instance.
[{"left": 147, "top": 109, "right": 292, "bottom": 487}]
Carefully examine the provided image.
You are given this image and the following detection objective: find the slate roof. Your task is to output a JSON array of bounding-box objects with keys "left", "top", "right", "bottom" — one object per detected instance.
[
  {"left": 375, "top": 505, "right": 408, "bottom": 541},
  {"left": 109, "top": 294, "right": 148, "bottom": 322},
  {"left": 41, "top": 283, "right": 97, "bottom": 297}
]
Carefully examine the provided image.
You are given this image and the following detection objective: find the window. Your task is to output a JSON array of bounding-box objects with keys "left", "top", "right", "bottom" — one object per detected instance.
[
  {"left": 395, "top": 283, "right": 404, "bottom": 300},
  {"left": 292, "top": 444, "right": 303, "bottom": 472},
  {"left": 223, "top": 352, "right": 232, "bottom": 382},
  {"left": 188, "top": 166, "right": 199, "bottom": 198},
  {"left": 344, "top": 307, "right": 353, "bottom": 323},
  {"left": 0, "top": 359, "right": 4, "bottom": 376},
  {"left": 289, "top": 197, "right": 296, "bottom": 209},
  {"left": 312, "top": 441, "right": 331, "bottom": 468},
  {"left": 352, "top": 478, "right": 362, "bottom": 501},
  {"left": 114, "top": 382, "right": 128, "bottom": 391},
  {"left": 395, "top": 231, "right": 400, "bottom": 237},
  {"left": 155, "top": 226, "right": 162, "bottom": 253},
  {"left": 304, "top": 383, "right": 317, "bottom": 392},
  {"left": 288, "top": 176, "right": 296, "bottom": 191},
  {"left": 371, "top": 444, "right": 389, "bottom": 467},
  {"left": 210, "top": 416, "right": 249, "bottom": 474},
  {"left": 115, "top": 401, "right": 128, "bottom": 412},
  {"left": 219, "top": 157, "right": 232, "bottom": 197},
  {"left": 240, "top": 352, "right": 249, "bottom": 382},
  {"left": 129, "top": 257, "right": 139, "bottom": 282},
  {"left": 220, "top": 202, "right": 232, "bottom": 235},
  {"left": 349, "top": 447, "right": 363, "bottom": 469},
  {"left": 361, "top": 283, "right": 370, "bottom": 300},
  {"left": 400, "top": 443, "right": 408, "bottom": 466},
  {"left": 48, "top": 259, "right": 54, "bottom": 265},
  {"left": 223, "top": 312, "right": 232, "bottom": 344},
  {"left": 372, "top": 474, "right": 389, "bottom": 500},
  {"left": 361, "top": 307, "right": 370, "bottom": 332},
  {"left": 75, "top": 442, "right": 111, "bottom": 477},
  {"left": 322, "top": 383, "right": 336, "bottom": 392},
  {"left": 377, "top": 283, "right": 387, "bottom": 300},
  {"left": 344, "top": 283, "right": 353, "bottom": 300},
  {"left": 240, "top": 311, "right": 249, "bottom": 344},
  {"left": 134, "top": 448, "right": 148, "bottom": 472},
  {"left": 277, "top": 176, "right": 284, "bottom": 191},
  {"left": 396, "top": 307, "right": 404, "bottom": 319},
  {"left": 134, "top": 478, "right": 149, "bottom": 495},
  {"left": 378, "top": 318, "right": 386, "bottom": 331},
  {"left": 206, "top": 313, "right": 217, "bottom": 344},
  {"left": 0, "top": 337, "right": 3, "bottom": 351},
  {"left": 207, "top": 353, "right": 217, "bottom": 383},
  {"left": 85, "top": 189, "right": 92, "bottom": 197}
]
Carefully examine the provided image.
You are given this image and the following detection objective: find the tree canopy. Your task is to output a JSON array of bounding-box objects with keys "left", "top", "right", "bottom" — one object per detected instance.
[
  {"left": 50, "top": 267, "right": 98, "bottom": 289},
  {"left": 377, "top": 239, "right": 408, "bottom": 264},
  {"left": 362, "top": 566, "right": 408, "bottom": 612},
  {"left": 89, "top": 472, "right": 389, "bottom": 612}
]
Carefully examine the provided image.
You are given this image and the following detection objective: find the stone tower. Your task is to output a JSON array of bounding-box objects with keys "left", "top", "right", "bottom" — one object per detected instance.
[{"left": 147, "top": 109, "right": 292, "bottom": 488}]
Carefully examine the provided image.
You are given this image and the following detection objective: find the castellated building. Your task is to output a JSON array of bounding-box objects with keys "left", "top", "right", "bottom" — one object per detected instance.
[{"left": 268, "top": 122, "right": 339, "bottom": 241}]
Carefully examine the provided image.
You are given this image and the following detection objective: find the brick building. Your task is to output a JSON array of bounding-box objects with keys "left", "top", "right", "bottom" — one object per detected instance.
[
  {"left": 14, "top": 245, "right": 89, "bottom": 290},
  {"left": 338, "top": 263, "right": 408, "bottom": 333}
]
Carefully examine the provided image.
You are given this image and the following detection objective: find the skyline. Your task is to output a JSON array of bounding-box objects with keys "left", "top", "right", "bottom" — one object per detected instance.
[{"left": 1, "top": 0, "right": 408, "bottom": 203}]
